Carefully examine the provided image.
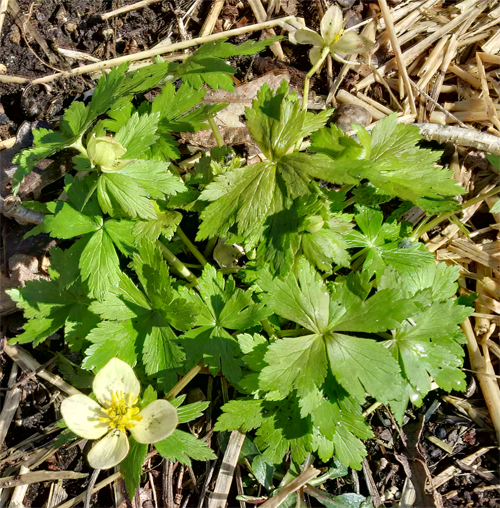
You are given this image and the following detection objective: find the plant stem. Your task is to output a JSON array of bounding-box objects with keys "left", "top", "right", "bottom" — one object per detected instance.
[
  {"left": 166, "top": 360, "right": 204, "bottom": 400},
  {"left": 203, "top": 236, "right": 218, "bottom": 259},
  {"left": 302, "top": 47, "right": 330, "bottom": 112},
  {"left": 208, "top": 117, "right": 224, "bottom": 148},
  {"left": 261, "top": 319, "right": 276, "bottom": 339},
  {"left": 412, "top": 185, "right": 500, "bottom": 240},
  {"left": 158, "top": 242, "right": 199, "bottom": 285},
  {"left": 177, "top": 226, "right": 209, "bottom": 266},
  {"left": 276, "top": 328, "right": 308, "bottom": 337},
  {"left": 294, "top": 46, "right": 330, "bottom": 152}
]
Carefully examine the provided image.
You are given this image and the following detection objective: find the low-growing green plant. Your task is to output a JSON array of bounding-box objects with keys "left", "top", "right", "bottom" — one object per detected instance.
[{"left": 7, "top": 22, "right": 494, "bottom": 504}]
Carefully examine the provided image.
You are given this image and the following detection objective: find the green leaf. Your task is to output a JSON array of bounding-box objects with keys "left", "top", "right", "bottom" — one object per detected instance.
[
  {"left": 119, "top": 161, "right": 186, "bottom": 199},
  {"left": 86, "top": 63, "right": 129, "bottom": 125},
  {"left": 180, "top": 265, "right": 268, "bottom": 382},
  {"left": 7, "top": 248, "right": 99, "bottom": 349},
  {"left": 246, "top": 81, "right": 331, "bottom": 161},
  {"left": 155, "top": 429, "right": 216, "bottom": 466},
  {"left": 177, "top": 38, "right": 282, "bottom": 91},
  {"left": 215, "top": 399, "right": 264, "bottom": 432},
  {"left": 60, "top": 101, "right": 87, "bottom": 138},
  {"left": 345, "top": 206, "right": 434, "bottom": 279},
  {"left": 79, "top": 228, "right": 122, "bottom": 299},
  {"left": 43, "top": 202, "right": 102, "bottom": 239},
  {"left": 115, "top": 112, "right": 160, "bottom": 159},
  {"left": 121, "top": 437, "right": 148, "bottom": 498},
  {"left": 177, "top": 401, "right": 210, "bottom": 424},
  {"left": 83, "top": 320, "right": 139, "bottom": 370},
  {"left": 97, "top": 172, "right": 155, "bottom": 219},
  {"left": 310, "top": 114, "right": 466, "bottom": 212},
  {"left": 12, "top": 129, "right": 69, "bottom": 194}
]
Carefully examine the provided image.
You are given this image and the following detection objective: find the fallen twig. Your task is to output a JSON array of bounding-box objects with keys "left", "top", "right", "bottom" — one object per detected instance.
[
  {"left": 0, "top": 363, "right": 21, "bottom": 449},
  {"left": 0, "top": 471, "right": 88, "bottom": 489},
  {"left": 0, "top": 17, "right": 294, "bottom": 85},
  {"left": 0, "top": 195, "right": 44, "bottom": 225}
]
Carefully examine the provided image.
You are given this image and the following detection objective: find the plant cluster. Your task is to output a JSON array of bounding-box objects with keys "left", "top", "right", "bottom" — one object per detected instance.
[{"left": 6, "top": 24, "right": 483, "bottom": 504}]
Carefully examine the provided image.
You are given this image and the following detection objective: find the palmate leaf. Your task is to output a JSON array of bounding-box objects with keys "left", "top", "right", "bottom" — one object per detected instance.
[
  {"left": 6, "top": 247, "right": 99, "bottom": 349},
  {"left": 96, "top": 160, "right": 185, "bottom": 219},
  {"left": 310, "top": 114, "right": 466, "bottom": 212},
  {"left": 378, "top": 264, "right": 473, "bottom": 417},
  {"left": 257, "top": 258, "right": 417, "bottom": 405},
  {"left": 155, "top": 430, "right": 216, "bottom": 466},
  {"left": 179, "top": 265, "right": 268, "bottom": 382},
  {"left": 84, "top": 241, "right": 194, "bottom": 383},
  {"left": 176, "top": 38, "right": 283, "bottom": 91},
  {"left": 197, "top": 82, "right": 334, "bottom": 260}
]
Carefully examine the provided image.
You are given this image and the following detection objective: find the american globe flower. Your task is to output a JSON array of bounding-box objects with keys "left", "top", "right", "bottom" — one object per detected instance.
[
  {"left": 288, "top": 5, "right": 373, "bottom": 65},
  {"left": 61, "top": 358, "right": 178, "bottom": 469},
  {"left": 87, "top": 135, "right": 134, "bottom": 173}
]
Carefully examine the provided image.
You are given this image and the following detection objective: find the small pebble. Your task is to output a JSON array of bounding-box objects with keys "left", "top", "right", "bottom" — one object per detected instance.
[
  {"left": 331, "top": 104, "right": 372, "bottom": 131},
  {"left": 434, "top": 425, "right": 448, "bottom": 440},
  {"left": 345, "top": 11, "right": 363, "bottom": 29},
  {"left": 336, "top": 0, "right": 356, "bottom": 8}
]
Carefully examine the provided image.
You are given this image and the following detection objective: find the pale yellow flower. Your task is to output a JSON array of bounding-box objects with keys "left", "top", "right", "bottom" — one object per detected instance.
[
  {"left": 61, "top": 358, "right": 178, "bottom": 469},
  {"left": 87, "top": 135, "right": 134, "bottom": 173},
  {"left": 288, "top": 6, "right": 373, "bottom": 65}
]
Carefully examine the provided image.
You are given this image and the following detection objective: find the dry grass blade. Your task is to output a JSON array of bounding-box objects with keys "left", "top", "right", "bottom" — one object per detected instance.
[
  {"left": 199, "top": 0, "right": 225, "bottom": 37},
  {"left": 0, "top": 363, "right": 21, "bottom": 449},
  {"left": 3, "top": 343, "right": 81, "bottom": 396},
  {"left": 100, "top": 0, "right": 162, "bottom": 21},
  {"left": 461, "top": 318, "right": 500, "bottom": 444},
  {"left": 378, "top": 0, "right": 416, "bottom": 114},
  {"left": 0, "top": 471, "right": 88, "bottom": 489},
  {"left": 207, "top": 430, "right": 246, "bottom": 508},
  {"left": 260, "top": 467, "right": 320, "bottom": 508}
]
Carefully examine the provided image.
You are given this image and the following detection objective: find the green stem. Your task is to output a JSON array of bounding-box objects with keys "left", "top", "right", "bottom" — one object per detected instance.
[
  {"left": 261, "top": 319, "right": 276, "bottom": 339},
  {"left": 158, "top": 242, "right": 199, "bottom": 285},
  {"left": 166, "top": 360, "right": 204, "bottom": 400},
  {"left": 302, "top": 46, "right": 330, "bottom": 112},
  {"left": 276, "top": 328, "right": 308, "bottom": 337},
  {"left": 412, "top": 185, "right": 500, "bottom": 240},
  {"left": 203, "top": 236, "right": 218, "bottom": 259},
  {"left": 294, "top": 46, "right": 331, "bottom": 152},
  {"left": 208, "top": 117, "right": 224, "bottom": 148},
  {"left": 177, "top": 226, "right": 209, "bottom": 266}
]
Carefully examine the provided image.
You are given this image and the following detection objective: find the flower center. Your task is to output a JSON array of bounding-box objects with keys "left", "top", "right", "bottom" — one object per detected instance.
[
  {"left": 333, "top": 29, "right": 343, "bottom": 43},
  {"left": 99, "top": 391, "right": 142, "bottom": 433}
]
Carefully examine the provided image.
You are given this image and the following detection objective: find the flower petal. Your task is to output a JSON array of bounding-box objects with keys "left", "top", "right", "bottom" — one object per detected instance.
[
  {"left": 61, "top": 395, "right": 109, "bottom": 440},
  {"left": 331, "top": 32, "right": 374, "bottom": 55},
  {"left": 93, "top": 358, "right": 140, "bottom": 407},
  {"left": 321, "top": 5, "right": 343, "bottom": 46},
  {"left": 87, "top": 430, "right": 130, "bottom": 469},
  {"left": 293, "top": 28, "right": 324, "bottom": 47},
  {"left": 309, "top": 46, "right": 324, "bottom": 66},
  {"left": 130, "top": 400, "right": 178, "bottom": 444}
]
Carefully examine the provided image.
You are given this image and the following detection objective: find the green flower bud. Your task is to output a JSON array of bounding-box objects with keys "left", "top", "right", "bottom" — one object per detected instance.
[
  {"left": 87, "top": 135, "right": 130, "bottom": 173},
  {"left": 303, "top": 215, "right": 324, "bottom": 234}
]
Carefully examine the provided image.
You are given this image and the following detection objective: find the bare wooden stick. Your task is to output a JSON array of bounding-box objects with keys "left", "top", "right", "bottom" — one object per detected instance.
[
  {"left": 0, "top": 471, "right": 87, "bottom": 489},
  {"left": 207, "top": 431, "right": 246, "bottom": 508},
  {"left": 414, "top": 123, "right": 500, "bottom": 155},
  {"left": 0, "top": 196, "right": 44, "bottom": 225},
  {"left": 0, "top": 0, "right": 9, "bottom": 38},
  {"left": 0, "top": 16, "right": 294, "bottom": 85},
  {"left": 378, "top": 0, "right": 416, "bottom": 115},
  {"left": 100, "top": 0, "right": 162, "bottom": 21},
  {"left": 3, "top": 343, "right": 82, "bottom": 396},
  {"left": 199, "top": 0, "right": 225, "bottom": 37},
  {"left": 260, "top": 467, "right": 320, "bottom": 508},
  {"left": 461, "top": 318, "right": 500, "bottom": 444},
  {"left": 8, "top": 465, "right": 30, "bottom": 508},
  {"left": 0, "top": 363, "right": 21, "bottom": 449},
  {"left": 247, "top": 0, "right": 284, "bottom": 60},
  {"left": 54, "top": 472, "right": 122, "bottom": 508}
]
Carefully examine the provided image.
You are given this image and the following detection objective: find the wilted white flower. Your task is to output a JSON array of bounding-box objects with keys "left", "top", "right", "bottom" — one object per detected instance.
[
  {"left": 61, "top": 358, "right": 178, "bottom": 469},
  {"left": 288, "top": 6, "right": 373, "bottom": 65}
]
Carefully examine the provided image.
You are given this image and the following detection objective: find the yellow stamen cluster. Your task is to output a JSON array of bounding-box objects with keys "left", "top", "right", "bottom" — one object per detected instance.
[
  {"left": 99, "top": 391, "right": 142, "bottom": 433},
  {"left": 333, "top": 29, "right": 343, "bottom": 43}
]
